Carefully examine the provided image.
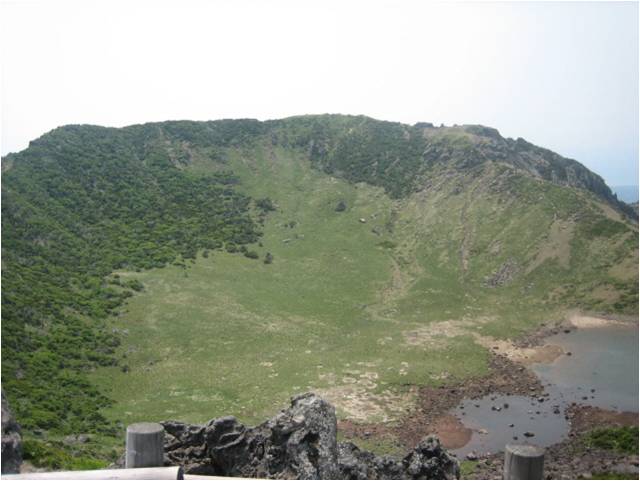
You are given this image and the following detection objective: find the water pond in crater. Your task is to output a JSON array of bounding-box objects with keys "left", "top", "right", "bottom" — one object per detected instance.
[{"left": 451, "top": 323, "right": 639, "bottom": 457}]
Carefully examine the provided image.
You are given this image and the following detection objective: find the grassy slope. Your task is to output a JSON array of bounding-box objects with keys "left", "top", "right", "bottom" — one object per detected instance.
[{"left": 91, "top": 141, "right": 637, "bottom": 431}]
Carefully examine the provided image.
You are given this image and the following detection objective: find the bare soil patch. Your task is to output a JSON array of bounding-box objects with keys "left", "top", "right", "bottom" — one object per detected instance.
[
  {"left": 339, "top": 353, "right": 544, "bottom": 450},
  {"left": 429, "top": 414, "right": 473, "bottom": 450},
  {"left": 566, "top": 404, "right": 639, "bottom": 434},
  {"left": 318, "top": 371, "right": 417, "bottom": 423}
]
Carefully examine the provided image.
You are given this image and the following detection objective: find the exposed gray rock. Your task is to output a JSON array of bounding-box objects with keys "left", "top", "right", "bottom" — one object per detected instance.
[
  {"left": 161, "top": 393, "right": 459, "bottom": 479},
  {"left": 403, "top": 437, "right": 459, "bottom": 480},
  {"left": 2, "top": 390, "right": 22, "bottom": 474},
  {"left": 337, "top": 442, "right": 404, "bottom": 479},
  {"left": 484, "top": 259, "right": 519, "bottom": 288}
]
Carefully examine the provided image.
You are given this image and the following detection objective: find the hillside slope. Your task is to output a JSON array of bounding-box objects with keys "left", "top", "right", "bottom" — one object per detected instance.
[{"left": 1, "top": 115, "right": 637, "bottom": 466}]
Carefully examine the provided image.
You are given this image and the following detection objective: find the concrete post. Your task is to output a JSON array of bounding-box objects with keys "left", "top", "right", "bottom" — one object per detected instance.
[
  {"left": 126, "top": 422, "right": 165, "bottom": 469},
  {"left": 503, "top": 444, "right": 545, "bottom": 480}
]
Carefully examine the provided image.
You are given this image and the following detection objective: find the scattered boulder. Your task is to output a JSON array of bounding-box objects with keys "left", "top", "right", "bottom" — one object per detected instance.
[
  {"left": 1, "top": 390, "right": 22, "bottom": 474},
  {"left": 162, "top": 393, "right": 460, "bottom": 479},
  {"left": 335, "top": 201, "right": 347, "bottom": 212}
]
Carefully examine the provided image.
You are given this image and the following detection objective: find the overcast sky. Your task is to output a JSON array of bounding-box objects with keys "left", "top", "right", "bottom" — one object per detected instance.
[{"left": 1, "top": 0, "right": 638, "bottom": 186}]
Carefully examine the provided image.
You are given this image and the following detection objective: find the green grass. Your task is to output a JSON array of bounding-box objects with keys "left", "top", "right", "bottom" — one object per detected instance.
[
  {"left": 585, "top": 426, "right": 639, "bottom": 455},
  {"left": 337, "top": 432, "right": 406, "bottom": 457},
  {"left": 585, "top": 473, "right": 635, "bottom": 480},
  {"left": 92, "top": 147, "right": 491, "bottom": 426},
  {"left": 91, "top": 143, "right": 638, "bottom": 430},
  {"left": 460, "top": 460, "right": 479, "bottom": 478}
]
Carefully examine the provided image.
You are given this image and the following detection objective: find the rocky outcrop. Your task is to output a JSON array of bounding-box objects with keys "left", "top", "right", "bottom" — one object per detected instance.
[
  {"left": 162, "top": 393, "right": 459, "bottom": 479},
  {"left": 1, "top": 390, "right": 22, "bottom": 474},
  {"left": 338, "top": 437, "right": 460, "bottom": 480}
]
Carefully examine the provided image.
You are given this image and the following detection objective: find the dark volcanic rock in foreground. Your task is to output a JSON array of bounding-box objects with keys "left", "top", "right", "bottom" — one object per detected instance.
[
  {"left": 1, "top": 390, "right": 22, "bottom": 474},
  {"left": 161, "top": 393, "right": 459, "bottom": 479}
]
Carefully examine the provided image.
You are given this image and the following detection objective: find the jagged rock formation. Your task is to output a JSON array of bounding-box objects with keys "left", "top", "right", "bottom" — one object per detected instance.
[
  {"left": 161, "top": 393, "right": 459, "bottom": 479},
  {"left": 1, "top": 390, "right": 22, "bottom": 474}
]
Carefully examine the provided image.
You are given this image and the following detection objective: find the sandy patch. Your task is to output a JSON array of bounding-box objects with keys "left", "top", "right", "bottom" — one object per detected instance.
[
  {"left": 474, "top": 335, "right": 564, "bottom": 365},
  {"left": 568, "top": 313, "right": 630, "bottom": 329}
]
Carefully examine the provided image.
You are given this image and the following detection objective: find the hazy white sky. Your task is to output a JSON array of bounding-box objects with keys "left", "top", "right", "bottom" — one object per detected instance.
[{"left": 1, "top": 0, "right": 638, "bottom": 186}]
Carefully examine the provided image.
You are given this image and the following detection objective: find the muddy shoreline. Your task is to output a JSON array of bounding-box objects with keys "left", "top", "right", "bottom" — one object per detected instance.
[
  {"left": 338, "top": 313, "right": 638, "bottom": 478},
  {"left": 468, "top": 404, "right": 639, "bottom": 480},
  {"left": 339, "top": 352, "right": 545, "bottom": 449}
]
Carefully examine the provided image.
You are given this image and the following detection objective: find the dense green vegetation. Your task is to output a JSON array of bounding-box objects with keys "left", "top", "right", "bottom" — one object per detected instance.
[
  {"left": 22, "top": 438, "right": 113, "bottom": 471},
  {"left": 2, "top": 124, "right": 261, "bottom": 436},
  {"left": 1, "top": 115, "right": 637, "bottom": 468},
  {"left": 269, "top": 115, "right": 629, "bottom": 212}
]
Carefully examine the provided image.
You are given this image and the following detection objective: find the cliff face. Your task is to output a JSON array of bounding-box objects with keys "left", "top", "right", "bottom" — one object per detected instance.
[
  {"left": 159, "top": 393, "right": 460, "bottom": 480},
  {"left": 427, "top": 125, "right": 623, "bottom": 202}
]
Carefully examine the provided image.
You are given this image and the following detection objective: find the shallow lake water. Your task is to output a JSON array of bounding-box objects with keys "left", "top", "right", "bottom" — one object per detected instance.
[{"left": 451, "top": 323, "right": 639, "bottom": 457}]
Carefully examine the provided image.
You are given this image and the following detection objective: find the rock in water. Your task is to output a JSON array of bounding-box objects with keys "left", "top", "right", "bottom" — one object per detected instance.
[
  {"left": 1, "top": 390, "right": 22, "bottom": 474},
  {"left": 162, "top": 393, "right": 460, "bottom": 479}
]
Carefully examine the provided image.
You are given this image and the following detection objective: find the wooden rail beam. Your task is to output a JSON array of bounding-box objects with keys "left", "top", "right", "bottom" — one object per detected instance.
[{"left": 2, "top": 466, "right": 184, "bottom": 480}]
